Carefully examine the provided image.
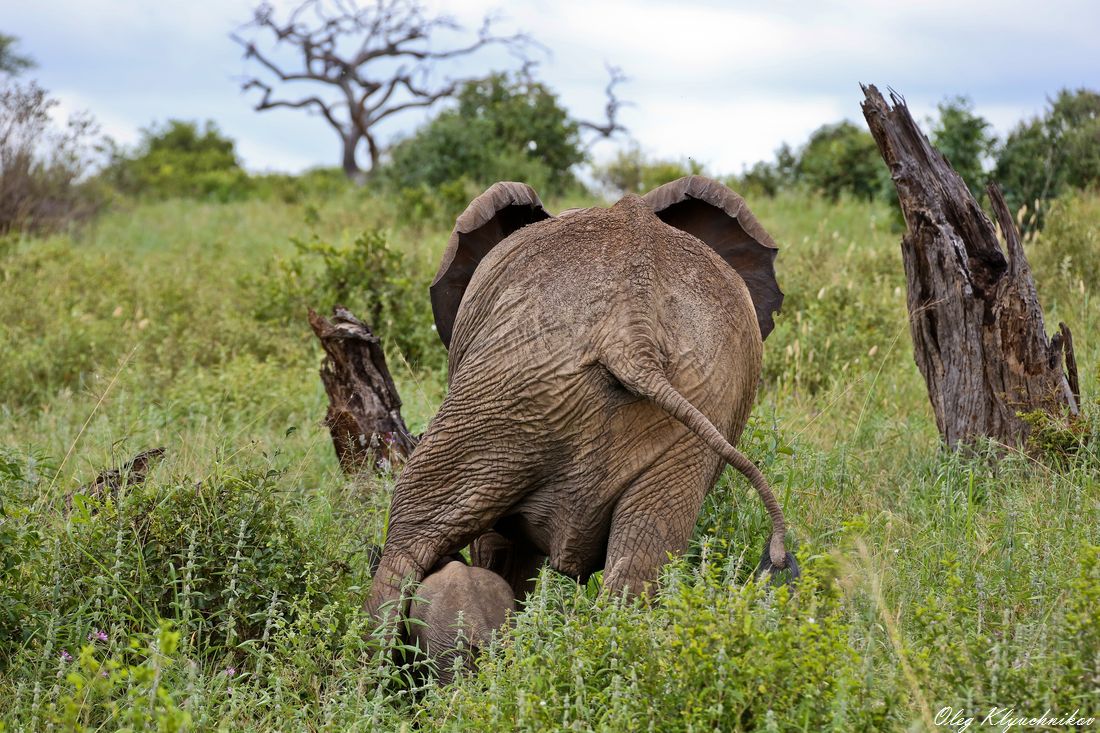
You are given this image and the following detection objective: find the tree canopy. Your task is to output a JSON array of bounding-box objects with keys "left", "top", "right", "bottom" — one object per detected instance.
[
  {"left": 995, "top": 88, "right": 1100, "bottom": 226},
  {"left": 0, "top": 33, "right": 33, "bottom": 76},
  {"left": 384, "top": 73, "right": 585, "bottom": 195}
]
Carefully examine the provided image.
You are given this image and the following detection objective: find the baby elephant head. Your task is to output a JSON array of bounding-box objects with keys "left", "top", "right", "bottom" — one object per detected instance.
[{"left": 406, "top": 560, "right": 515, "bottom": 684}]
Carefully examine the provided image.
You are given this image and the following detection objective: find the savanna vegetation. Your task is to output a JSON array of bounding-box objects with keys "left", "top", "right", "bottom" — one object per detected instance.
[{"left": 1, "top": 25, "right": 1098, "bottom": 733}]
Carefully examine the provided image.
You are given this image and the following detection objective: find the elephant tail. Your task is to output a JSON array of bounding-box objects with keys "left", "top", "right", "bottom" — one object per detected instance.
[{"left": 607, "top": 362, "right": 797, "bottom": 579}]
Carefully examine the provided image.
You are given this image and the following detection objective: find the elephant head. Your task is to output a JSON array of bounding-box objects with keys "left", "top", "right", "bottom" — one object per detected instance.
[{"left": 406, "top": 560, "right": 515, "bottom": 684}]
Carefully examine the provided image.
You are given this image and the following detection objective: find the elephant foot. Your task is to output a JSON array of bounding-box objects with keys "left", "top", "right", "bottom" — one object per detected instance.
[{"left": 365, "top": 550, "right": 427, "bottom": 624}]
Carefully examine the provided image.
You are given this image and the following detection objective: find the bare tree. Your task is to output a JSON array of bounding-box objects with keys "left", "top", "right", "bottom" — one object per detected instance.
[
  {"left": 231, "top": 0, "right": 533, "bottom": 181},
  {"left": 577, "top": 64, "right": 629, "bottom": 140}
]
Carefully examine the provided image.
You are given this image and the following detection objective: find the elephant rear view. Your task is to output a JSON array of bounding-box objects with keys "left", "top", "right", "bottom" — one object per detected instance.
[{"left": 368, "top": 176, "right": 796, "bottom": 620}]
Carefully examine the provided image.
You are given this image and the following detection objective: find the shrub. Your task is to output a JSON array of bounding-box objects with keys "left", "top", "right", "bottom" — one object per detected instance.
[
  {"left": 0, "top": 33, "right": 34, "bottom": 77},
  {"left": 252, "top": 224, "right": 444, "bottom": 369},
  {"left": 0, "top": 80, "right": 104, "bottom": 234},
  {"left": 104, "top": 119, "right": 252, "bottom": 201},
  {"left": 930, "top": 96, "right": 995, "bottom": 199},
  {"left": 908, "top": 547, "right": 1100, "bottom": 713},
  {"left": 594, "top": 143, "right": 705, "bottom": 196},
  {"left": 994, "top": 88, "right": 1100, "bottom": 230},
  {"left": 1028, "top": 189, "right": 1100, "bottom": 294},
  {"left": 0, "top": 449, "right": 47, "bottom": 657},
  {"left": 425, "top": 557, "right": 888, "bottom": 731},
  {"left": 797, "top": 121, "right": 890, "bottom": 202},
  {"left": 48, "top": 625, "right": 191, "bottom": 732},
  {"left": 21, "top": 455, "right": 354, "bottom": 671},
  {"left": 384, "top": 73, "right": 585, "bottom": 197},
  {"left": 729, "top": 144, "right": 798, "bottom": 198}
]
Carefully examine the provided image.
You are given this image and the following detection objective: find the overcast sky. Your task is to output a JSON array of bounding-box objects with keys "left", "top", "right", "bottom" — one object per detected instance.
[{"left": 6, "top": 0, "right": 1099, "bottom": 175}]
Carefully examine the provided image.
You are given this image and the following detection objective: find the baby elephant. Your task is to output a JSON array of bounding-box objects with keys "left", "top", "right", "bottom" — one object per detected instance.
[{"left": 406, "top": 560, "right": 515, "bottom": 684}]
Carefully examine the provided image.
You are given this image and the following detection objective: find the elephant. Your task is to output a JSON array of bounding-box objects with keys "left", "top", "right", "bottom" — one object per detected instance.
[
  {"left": 367, "top": 175, "right": 796, "bottom": 622},
  {"left": 405, "top": 559, "right": 515, "bottom": 684}
]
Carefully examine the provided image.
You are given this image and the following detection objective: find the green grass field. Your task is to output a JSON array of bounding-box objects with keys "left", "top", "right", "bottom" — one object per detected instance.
[{"left": 0, "top": 186, "right": 1096, "bottom": 731}]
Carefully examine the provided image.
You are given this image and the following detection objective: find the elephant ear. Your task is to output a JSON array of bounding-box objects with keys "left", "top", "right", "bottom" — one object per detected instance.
[
  {"left": 644, "top": 175, "right": 784, "bottom": 340},
  {"left": 430, "top": 182, "right": 552, "bottom": 349}
]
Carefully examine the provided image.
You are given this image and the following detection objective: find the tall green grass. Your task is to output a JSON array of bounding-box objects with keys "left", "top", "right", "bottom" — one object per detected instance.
[{"left": 0, "top": 187, "right": 1096, "bottom": 731}]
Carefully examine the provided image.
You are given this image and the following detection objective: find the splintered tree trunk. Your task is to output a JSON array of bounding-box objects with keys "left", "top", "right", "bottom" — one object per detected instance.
[
  {"left": 860, "top": 85, "right": 1079, "bottom": 448},
  {"left": 308, "top": 306, "right": 418, "bottom": 472}
]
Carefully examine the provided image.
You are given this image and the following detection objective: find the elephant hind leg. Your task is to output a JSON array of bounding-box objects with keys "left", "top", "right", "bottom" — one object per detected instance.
[
  {"left": 602, "top": 457, "right": 711, "bottom": 599},
  {"left": 471, "top": 529, "right": 547, "bottom": 602},
  {"left": 365, "top": 425, "right": 543, "bottom": 621}
]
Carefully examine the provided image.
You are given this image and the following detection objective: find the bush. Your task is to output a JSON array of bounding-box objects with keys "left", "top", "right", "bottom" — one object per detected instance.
[
  {"left": 908, "top": 547, "right": 1100, "bottom": 714},
  {"left": 994, "top": 88, "right": 1100, "bottom": 230},
  {"left": 930, "top": 96, "right": 995, "bottom": 198},
  {"left": 1028, "top": 189, "right": 1100, "bottom": 295},
  {"left": 797, "top": 121, "right": 890, "bottom": 202},
  {"left": 426, "top": 557, "right": 887, "bottom": 731},
  {"left": 2, "top": 452, "right": 354, "bottom": 671},
  {"left": 0, "top": 449, "right": 47, "bottom": 657},
  {"left": 729, "top": 144, "right": 798, "bottom": 198},
  {"left": 252, "top": 224, "right": 444, "bottom": 369},
  {"left": 104, "top": 119, "right": 252, "bottom": 201},
  {"left": 0, "top": 80, "right": 104, "bottom": 234},
  {"left": 594, "top": 143, "right": 705, "bottom": 196},
  {"left": 384, "top": 73, "right": 585, "bottom": 197},
  {"left": 0, "top": 33, "right": 34, "bottom": 76},
  {"left": 49, "top": 625, "right": 192, "bottom": 731}
]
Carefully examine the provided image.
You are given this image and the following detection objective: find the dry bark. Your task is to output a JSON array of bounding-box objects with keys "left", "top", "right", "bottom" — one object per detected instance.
[
  {"left": 308, "top": 306, "right": 418, "bottom": 472},
  {"left": 65, "top": 447, "right": 166, "bottom": 513},
  {"left": 860, "top": 85, "right": 1078, "bottom": 448}
]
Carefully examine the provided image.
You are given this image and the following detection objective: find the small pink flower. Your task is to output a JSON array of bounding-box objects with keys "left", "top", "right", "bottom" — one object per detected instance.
[
  {"left": 60, "top": 650, "right": 73, "bottom": 663},
  {"left": 88, "top": 630, "right": 108, "bottom": 643},
  {"left": 224, "top": 667, "right": 237, "bottom": 677}
]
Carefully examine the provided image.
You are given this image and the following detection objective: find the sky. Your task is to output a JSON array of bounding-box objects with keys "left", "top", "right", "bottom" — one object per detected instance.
[{"left": 6, "top": 0, "right": 1100, "bottom": 176}]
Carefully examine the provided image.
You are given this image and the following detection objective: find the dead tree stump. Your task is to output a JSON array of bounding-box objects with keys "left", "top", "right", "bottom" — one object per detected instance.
[
  {"left": 860, "top": 85, "right": 1079, "bottom": 448},
  {"left": 308, "top": 306, "right": 418, "bottom": 472}
]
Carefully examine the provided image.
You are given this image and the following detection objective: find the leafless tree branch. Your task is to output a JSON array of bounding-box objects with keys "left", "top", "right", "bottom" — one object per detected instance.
[
  {"left": 577, "top": 64, "right": 629, "bottom": 139},
  {"left": 232, "top": 0, "right": 535, "bottom": 179}
]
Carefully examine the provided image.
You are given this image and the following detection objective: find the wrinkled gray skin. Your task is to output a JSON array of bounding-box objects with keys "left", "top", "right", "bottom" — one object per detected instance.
[
  {"left": 367, "top": 178, "right": 794, "bottom": 623},
  {"left": 406, "top": 561, "right": 515, "bottom": 684}
]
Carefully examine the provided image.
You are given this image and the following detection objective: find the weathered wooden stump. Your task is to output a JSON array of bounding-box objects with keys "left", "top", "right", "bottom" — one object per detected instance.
[
  {"left": 65, "top": 447, "right": 166, "bottom": 513},
  {"left": 308, "top": 306, "right": 418, "bottom": 472},
  {"left": 860, "top": 85, "right": 1079, "bottom": 448}
]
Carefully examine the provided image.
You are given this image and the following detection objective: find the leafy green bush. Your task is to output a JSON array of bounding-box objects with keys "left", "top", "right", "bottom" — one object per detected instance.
[
  {"left": 994, "top": 88, "right": 1100, "bottom": 230},
  {"left": 52, "top": 459, "right": 352, "bottom": 660},
  {"left": 729, "top": 144, "right": 798, "bottom": 198},
  {"left": 908, "top": 546, "right": 1100, "bottom": 713},
  {"left": 426, "top": 558, "right": 887, "bottom": 732},
  {"left": 250, "top": 167, "right": 351, "bottom": 204},
  {"left": 930, "top": 96, "right": 995, "bottom": 198},
  {"left": 594, "top": 143, "right": 705, "bottom": 196},
  {"left": 384, "top": 73, "right": 585, "bottom": 197},
  {"left": 49, "top": 625, "right": 191, "bottom": 732},
  {"left": 0, "top": 449, "right": 47, "bottom": 656},
  {"left": 797, "top": 121, "right": 891, "bottom": 202},
  {"left": 0, "top": 33, "right": 34, "bottom": 76},
  {"left": 0, "top": 231, "right": 298, "bottom": 408},
  {"left": 253, "top": 225, "right": 444, "bottom": 369},
  {"left": 104, "top": 120, "right": 252, "bottom": 201}
]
